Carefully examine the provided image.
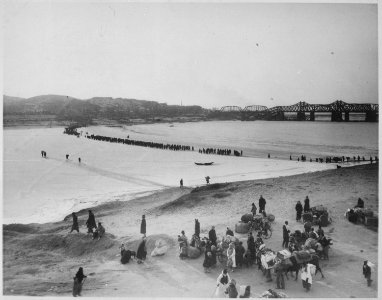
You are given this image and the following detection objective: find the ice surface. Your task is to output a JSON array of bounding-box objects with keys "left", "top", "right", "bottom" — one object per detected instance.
[{"left": 3, "top": 127, "right": 343, "bottom": 224}]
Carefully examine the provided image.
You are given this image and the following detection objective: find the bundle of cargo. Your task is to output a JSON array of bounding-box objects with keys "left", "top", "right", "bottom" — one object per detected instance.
[
  {"left": 261, "top": 250, "right": 277, "bottom": 269},
  {"left": 364, "top": 216, "right": 378, "bottom": 228},
  {"left": 267, "top": 214, "right": 275, "bottom": 222},
  {"left": 241, "top": 213, "right": 254, "bottom": 223},
  {"left": 311, "top": 205, "right": 331, "bottom": 226},
  {"left": 260, "top": 289, "right": 288, "bottom": 298},
  {"left": 277, "top": 249, "right": 292, "bottom": 260},
  {"left": 235, "top": 221, "right": 250, "bottom": 234},
  {"left": 252, "top": 215, "right": 264, "bottom": 230},
  {"left": 293, "top": 249, "right": 312, "bottom": 264},
  {"left": 304, "top": 238, "right": 317, "bottom": 250},
  {"left": 352, "top": 207, "right": 376, "bottom": 225}
]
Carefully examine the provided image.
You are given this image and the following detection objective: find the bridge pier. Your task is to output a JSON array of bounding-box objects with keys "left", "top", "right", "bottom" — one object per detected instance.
[
  {"left": 310, "top": 112, "right": 315, "bottom": 121},
  {"left": 297, "top": 111, "right": 306, "bottom": 121},
  {"left": 344, "top": 112, "right": 349, "bottom": 122},
  {"left": 365, "top": 111, "right": 377, "bottom": 122},
  {"left": 331, "top": 111, "right": 343, "bottom": 122}
]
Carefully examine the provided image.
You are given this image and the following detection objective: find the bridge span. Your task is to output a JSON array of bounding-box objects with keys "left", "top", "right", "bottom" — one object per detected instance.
[{"left": 219, "top": 100, "right": 378, "bottom": 122}]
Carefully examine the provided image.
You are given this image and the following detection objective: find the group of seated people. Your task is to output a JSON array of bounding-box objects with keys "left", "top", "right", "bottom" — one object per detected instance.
[{"left": 88, "top": 222, "right": 105, "bottom": 240}]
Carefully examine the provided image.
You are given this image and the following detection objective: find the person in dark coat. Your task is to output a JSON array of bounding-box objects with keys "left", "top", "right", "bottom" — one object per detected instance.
[
  {"left": 210, "top": 245, "right": 217, "bottom": 266},
  {"left": 195, "top": 219, "right": 200, "bottom": 237},
  {"left": 209, "top": 226, "right": 217, "bottom": 246},
  {"left": 355, "top": 198, "right": 364, "bottom": 209},
  {"left": 363, "top": 261, "right": 372, "bottom": 287},
  {"left": 72, "top": 267, "right": 87, "bottom": 297},
  {"left": 304, "top": 196, "right": 310, "bottom": 213},
  {"left": 70, "top": 212, "right": 79, "bottom": 233},
  {"left": 247, "top": 232, "right": 256, "bottom": 262},
  {"left": 259, "top": 195, "right": 266, "bottom": 213},
  {"left": 282, "top": 221, "right": 290, "bottom": 248},
  {"left": 275, "top": 263, "right": 285, "bottom": 289},
  {"left": 180, "top": 178, "right": 183, "bottom": 188},
  {"left": 317, "top": 225, "right": 324, "bottom": 238},
  {"left": 295, "top": 201, "right": 303, "bottom": 222},
  {"left": 251, "top": 203, "right": 257, "bottom": 216},
  {"left": 235, "top": 242, "right": 245, "bottom": 268},
  {"left": 86, "top": 210, "right": 96, "bottom": 233},
  {"left": 136, "top": 237, "right": 147, "bottom": 263},
  {"left": 203, "top": 251, "right": 214, "bottom": 273},
  {"left": 140, "top": 215, "right": 146, "bottom": 236},
  {"left": 226, "top": 227, "right": 234, "bottom": 237}
]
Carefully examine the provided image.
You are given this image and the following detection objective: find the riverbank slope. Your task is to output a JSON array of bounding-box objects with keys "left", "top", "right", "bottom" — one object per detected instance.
[{"left": 3, "top": 163, "right": 378, "bottom": 297}]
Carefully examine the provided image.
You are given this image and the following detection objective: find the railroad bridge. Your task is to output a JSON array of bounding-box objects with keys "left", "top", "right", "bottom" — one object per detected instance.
[{"left": 219, "top": 100, "right": 378, "bottom": 122}]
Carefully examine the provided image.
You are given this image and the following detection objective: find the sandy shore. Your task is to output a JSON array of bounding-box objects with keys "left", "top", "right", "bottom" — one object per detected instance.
[{"left": 3, "top": 163, "right": 378, "bottom": 297}]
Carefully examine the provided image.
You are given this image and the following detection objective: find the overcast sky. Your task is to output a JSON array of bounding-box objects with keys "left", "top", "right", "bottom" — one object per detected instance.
[{"left": 4, "top": 2, "right": 378, "bottom": 108}]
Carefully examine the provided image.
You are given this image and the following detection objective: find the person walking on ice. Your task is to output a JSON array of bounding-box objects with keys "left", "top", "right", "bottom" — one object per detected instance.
[
  {"left": 86, "top": 210, "right": 96, "bottom": 234},
  {"left": 70, "top": 212, "right": 79, "bottom": 233},
  {"left": 205, "top": 176, "right": 210, "bottom": 185},
  {"left": 140, "top": 215, "right": 146, "bottom": 237}
]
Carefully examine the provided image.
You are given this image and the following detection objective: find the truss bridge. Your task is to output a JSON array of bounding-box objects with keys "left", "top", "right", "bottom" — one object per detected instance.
[{"left": 219, "top": 100, "right": 378, "bottom": 122}]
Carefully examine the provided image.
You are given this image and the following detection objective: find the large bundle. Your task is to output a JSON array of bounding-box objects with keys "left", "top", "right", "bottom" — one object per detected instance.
[
  {"left": 277, "top": 249, "right": 291, "bottom": 260},
  {"left": 293, "top": 250, "right": 312, "bottom": 264},
  {"left": 365, "top": 216, "right": 378, "bottom": 227},
  {"left": 235, "top": 222, "right": 250, "bottom": 234},
  {"left": 312, "top": 205, "right": 327, "bottom": 213},
  {"left": 261, "top": 289, "right": 288, "bottom": 298},
  {"left": 241, "top": 214, "right": 254, "bottom": 223},
  {"left": 267, "top": 214, "right": 275, "bottom": 222},
  {"left": 261, "top": 251, "right": 276, "bottom": 269},
  {"left": 151, "top": 239, "right": 168, "bottom": 257},
  {"left": 304, "top": 238, "right": 317, "bottom": 249}
]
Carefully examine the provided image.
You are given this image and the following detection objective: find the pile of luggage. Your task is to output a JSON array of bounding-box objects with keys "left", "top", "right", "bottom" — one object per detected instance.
[
  {"left": 235, "top": 213, "right": 275, "bottom": 234},
  {"left": 345, "top": 207, "right": 378, "bottom": 227},
  {"left": 303, "top": 205, "right": 331, "bottom": 227}
]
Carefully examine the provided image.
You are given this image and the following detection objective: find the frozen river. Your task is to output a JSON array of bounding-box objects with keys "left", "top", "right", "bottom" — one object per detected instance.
[{"left": 3, "top": 121, "right": 377, "bottom": 224}]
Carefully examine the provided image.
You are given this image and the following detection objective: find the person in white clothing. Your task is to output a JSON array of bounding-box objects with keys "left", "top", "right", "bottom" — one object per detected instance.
[
  {"left": 300, "top": 263, "right": 314, "bottom": 292},
  {"left": 227, "top": 243, "right": 236, "bottom": 272},
  {"left": 214, "top": 269, "right": 231, "bottom": 297}
]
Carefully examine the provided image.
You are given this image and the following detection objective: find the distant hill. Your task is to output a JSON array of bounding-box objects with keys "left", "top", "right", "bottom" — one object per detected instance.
[{"left": 3, "top": 94, "right": 207, "bottom": 125}]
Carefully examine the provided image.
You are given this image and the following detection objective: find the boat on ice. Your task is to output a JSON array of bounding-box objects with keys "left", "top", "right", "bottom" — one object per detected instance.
[{"left": 194, "top": 162, "right": 214, "bottom": 166}]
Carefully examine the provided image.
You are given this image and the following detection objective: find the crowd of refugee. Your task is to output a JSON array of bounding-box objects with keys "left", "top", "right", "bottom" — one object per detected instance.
[{"left": 69, "top": 192, "right": 373, "bottom": 297}]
